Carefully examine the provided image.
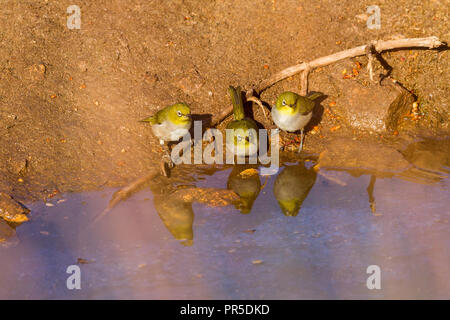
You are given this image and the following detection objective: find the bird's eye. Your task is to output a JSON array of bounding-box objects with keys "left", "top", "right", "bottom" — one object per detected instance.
[
  {"left": 176, "top": 111, "right": 182, "bottom": 117},
  {"left": 282, "top": 100, "right": 286, "bottom": 106}
]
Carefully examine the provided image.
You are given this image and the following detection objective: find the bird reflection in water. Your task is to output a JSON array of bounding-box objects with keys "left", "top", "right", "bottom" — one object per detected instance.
[
  {"left": 227, "top": 165, "right": 262, "bottom": 214},
  {"left": 273, "top": 162, "right": 317, "bottom": 216},
  {"left": 153, "top": 195, "right": 194, "bottom": 246},
  {"left": 148, "top": 168, "right": 239, "bottom": 246}
]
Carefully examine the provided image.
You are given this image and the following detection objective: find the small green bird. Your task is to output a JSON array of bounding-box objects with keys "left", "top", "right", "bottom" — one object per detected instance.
[
  {"left": 226, "top": 86, "right": 259, "bottom": 157},
  {"left": 271, "top": 91, "right": 321, "bottom": 152},
  {"left": 140, "top": 103, "right": 192, "bottom": 146}
]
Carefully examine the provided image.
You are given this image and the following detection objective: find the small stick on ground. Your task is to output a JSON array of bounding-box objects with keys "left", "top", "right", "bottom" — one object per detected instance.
[
  {"left": 300, "top": 63, "right": 311, "bottom": 96},
  {"left": 246, "top": 96, "right": 270, "bottom": 120},
  {"left": 366, "top": 42, "right": 376, "bottom": 82},
  {"left": 211, "top": 104, "right": 233, "bottom": 127}
]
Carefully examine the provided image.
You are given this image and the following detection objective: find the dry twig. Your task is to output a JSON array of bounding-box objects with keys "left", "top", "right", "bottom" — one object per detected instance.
[
  {"left": 211, "top": 36, "right": 444, "bottom": 127},
  {"left": 246, "top": 96, "right": 270, "bottom": 120},
  {"left": 257, "top": 37, "right": 444, "bottom": 93},
  {"left": 366, "top": 42, "right": 376, "bottom": 82}
]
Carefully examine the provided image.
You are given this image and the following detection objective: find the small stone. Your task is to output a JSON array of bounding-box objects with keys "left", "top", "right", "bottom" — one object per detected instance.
[
  {"left": 78, "top": 61, "right": 88, "bottom": 72},
  {"left": 28, "top": 63, "right": 46, "bottom": 81},
  {"left": 144, "top": 72, "right": 159, "bottom": 85},
  {"left": 0, "top": 192, "right": 30, "bottom": 224},
  {"left": 38, "top": 63, "right": 46, "bottom": 73},
  {"left": 174, "top": 70, "right": 205, "bottom": 95},
  {"left": 7, "top": 158, "right": 28, "bottom": 176},
  {"left": 327, "top": 65, "right": 414, "bottom": 133},
  {"left": 77, "top": 258, "right": 90, "bottom": 264},
  {"left": 252, "top": 260, "right": 263, "bottom": 265},
  {"left": 355, "top": 13, "right": 368, "bottom": 22}
]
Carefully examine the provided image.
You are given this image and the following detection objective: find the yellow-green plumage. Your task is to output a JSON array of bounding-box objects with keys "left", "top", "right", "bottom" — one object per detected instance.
[
  {"left": 154, "top": 195, "right": 194, "bottom": 243},
  {"left": 228, "top": 85, "right": 245, "bottom": 121},
  {"left": 272, "top": 91, "right": 321, "bottom": 152},
  {"left": 273, "top": 163, "right": 317, "bottom": 216},
  {"left": 227, "top": 165, "right": 261, "bottom": 214},
  {"left": 140, "top": 103, "right": 191, "bottom": 144},
  {"left": 226, "top": 86, "right": 259, "bottom": 157},
  {"left": 272, "top": 91, "right": 321, "bottom": 131}
]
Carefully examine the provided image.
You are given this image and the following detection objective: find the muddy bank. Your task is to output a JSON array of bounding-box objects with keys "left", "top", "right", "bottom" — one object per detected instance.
[
  {"left": 0, "top": 0, "right": 448, "bottom": 202},
  {"left": 0, "top": 192, "right": 29, "bottom": 247}
]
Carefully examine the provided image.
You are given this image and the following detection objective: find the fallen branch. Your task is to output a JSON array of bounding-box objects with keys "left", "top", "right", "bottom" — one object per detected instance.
[
  {"left": 211, "top": 36, "right": 445, "bottom": 126},
  {"left": 257, "top": 36, "right": 444, "bottom": 93},
  {"left": 211, "top": 103, "right": 235, "bottom": 127},
  {"left": 366, "top": 42, "right": 376, "bottom": 82},
  {"left": 246, "top": 96, "right": 270, "bottom": 120},
  {"left": 299, "top": 63, "right": 311, "bottom": 96}
]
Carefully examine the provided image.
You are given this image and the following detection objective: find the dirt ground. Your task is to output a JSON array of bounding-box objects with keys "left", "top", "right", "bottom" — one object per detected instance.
[{"left": 0, "top": 0, "right": 448, "bottom": 202}]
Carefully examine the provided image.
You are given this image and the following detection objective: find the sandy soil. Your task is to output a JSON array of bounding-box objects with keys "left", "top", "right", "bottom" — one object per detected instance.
[{"left": 0, "top": 0, "right": 448, "bottom": 201}]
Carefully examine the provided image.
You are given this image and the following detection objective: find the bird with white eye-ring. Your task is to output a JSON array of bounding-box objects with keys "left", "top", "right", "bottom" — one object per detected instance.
[
  {"left": 140, "top": 103, "right": 192, "bottom": 167},
  {"left": 271, "top": 91, "right": 322, "bottom": 152}
]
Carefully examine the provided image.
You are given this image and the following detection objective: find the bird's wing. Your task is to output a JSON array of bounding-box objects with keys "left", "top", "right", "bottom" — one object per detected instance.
[
  {"left": 297, "top": 96, "right": 316, "bottom": 114},
  {"left": 307, "top": 92, "right": 322, "bottom": 101},
  {"left": 141, "top": 107, "right": 169, "bottom": 124},
  {"left": 139, "top": 115, "right": 159, "bottom": 124}
]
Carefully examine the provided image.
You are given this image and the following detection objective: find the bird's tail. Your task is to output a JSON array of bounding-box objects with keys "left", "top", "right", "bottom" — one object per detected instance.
[
  {"left": 306, "top": 92, "right": 322, "bottom": 101},
  {"left": 228, "top": 86, "right": 245, "bottom": 121}
]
